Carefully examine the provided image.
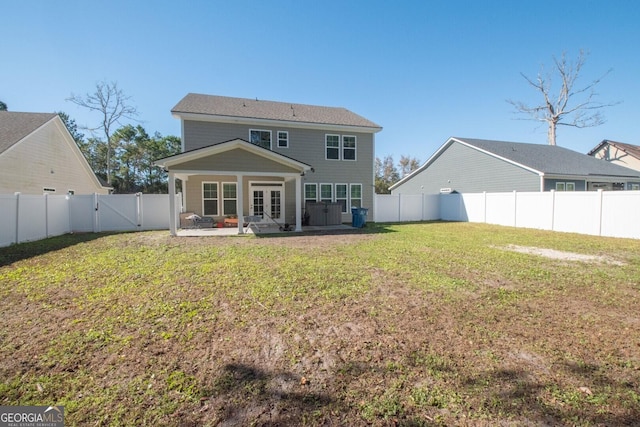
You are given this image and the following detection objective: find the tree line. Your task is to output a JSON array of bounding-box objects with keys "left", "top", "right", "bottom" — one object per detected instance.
[
  {"left": 375, "top": 155, "right": 420, "bottom": 194},
  {"left": 58, "top": 112, "right": 180, "bottom": 194},
  {"left": 4, "top": 51, "right": 615, "bottom": 192}
]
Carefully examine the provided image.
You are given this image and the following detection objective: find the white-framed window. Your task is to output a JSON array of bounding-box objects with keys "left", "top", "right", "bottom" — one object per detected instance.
[
  {"left": 320, "top": 183, "right": 333, "bottom": 203},
  {"left": 556, "top": 182, "right": 575, "bottom": 191},
  {"left": 350, "top": 184, "right": 362, "bottom": 208},
  {"left": 304, "top": 183, "right": 317, "bottom": 205},
  {"left": 335, "top": 183, "right": 348, "bottom": 213},
  {"left": 222, "top": 182, "right": 237, "bottom": 215},
  {"left": 202, "top": 182, "right": 218, "bottom": 215},
  {"left": 277, "top": 131, "right": 288, "bottom": 148},
  {"left": 342, "top": 136, "right": 356, "bottom": 161},
  {"left": 250, "top": 129, "right": 272, "bottom": 149},
  {"left": 631, "top": 184, "right": 640, "bottom": 190},
  {"left": 325, "top": 134, "right": 340, "bottom": 160}
]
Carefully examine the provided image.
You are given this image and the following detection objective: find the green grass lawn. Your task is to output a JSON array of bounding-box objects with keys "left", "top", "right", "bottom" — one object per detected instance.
[{"left": 1, "top": 222, "right": 639, "bottom": 426}]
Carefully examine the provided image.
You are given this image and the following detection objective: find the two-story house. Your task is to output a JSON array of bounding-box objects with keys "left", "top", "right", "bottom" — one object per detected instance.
[{"left": 154, "top": 94, "right": 382, "bottom": 235}]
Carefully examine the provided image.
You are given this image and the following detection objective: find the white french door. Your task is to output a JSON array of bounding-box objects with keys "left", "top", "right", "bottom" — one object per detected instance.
[{"left": 250, "top": 184, "right": 284, "bottom": 221}]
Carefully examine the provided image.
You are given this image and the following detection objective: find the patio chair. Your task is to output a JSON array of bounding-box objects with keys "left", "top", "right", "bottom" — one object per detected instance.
[{"left": 185, "top": 214, "right": 214, "bottom": 228}]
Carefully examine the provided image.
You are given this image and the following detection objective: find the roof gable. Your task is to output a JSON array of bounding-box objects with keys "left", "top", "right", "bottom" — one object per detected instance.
[
  {"left": 154, "top": 138, "right": 312, "bottom": 173},
  {"left": 172, "top": 93, "right": 382, "bottom": 132},
  {"left": 0, "top": 112, "right": 57, "bottom": 154},
  {"left": 0, "top": 112, "right": 111, "bottom": 191},
  {"left": 588, "top": 140, "right": 640, "bottom": 160},
  {"left": 391, "top": 137, "right": 640, "bottom": 190}
]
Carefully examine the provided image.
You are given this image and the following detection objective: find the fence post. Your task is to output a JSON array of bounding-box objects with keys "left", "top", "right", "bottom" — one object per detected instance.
[
  {"left": 45, "top": 193, "right": 49, "bottom": 238},
  {"left": 550, "top": 190, "right": 555, "bottom": 231},
  {"left": 14, "top": 192, "right": 20, "bottom": 245},
  {"left": 93, "top": 193, "right": 99, "bottom": 233},
  {"left": 136, "top": 193, "right": 142, "bottom": 230},
  {"left": 483, "top": 191, "right": 487, "bottom": 223},
  {"left": 597, "top": 189, "right": 604, "bottom": 236},
  {"left": 67, "top": 195, "right": 73, "bottom": 233},
  {"left": 513, "top": 190, "right": 517, "bottom": 227}
]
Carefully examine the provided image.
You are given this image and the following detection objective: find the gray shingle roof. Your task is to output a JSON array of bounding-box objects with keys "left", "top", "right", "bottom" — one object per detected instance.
[
  {"left": 172, "top": 93, "right": 382, "bottom": 131},
  {"left": 0, "top": 112, "right": 57, "bottom": 155},
  {"left": 456, "top": 137, "right": 640, "bottom": 178}
]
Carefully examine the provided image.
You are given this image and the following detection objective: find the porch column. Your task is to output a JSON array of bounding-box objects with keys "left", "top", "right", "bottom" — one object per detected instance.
[
  {"left": 295, "top": 175, "right": 302, "bottom": 232},
  {"left": 237, "top": 174, "right": 244, "bottom": 234},
  {"left": 168, "top": 171, "right": 177, "bottom": 236}
]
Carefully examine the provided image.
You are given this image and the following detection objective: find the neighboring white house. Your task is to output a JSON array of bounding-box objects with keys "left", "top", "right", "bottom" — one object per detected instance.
[{"left": 0, "top": 111, "right": 110, "bottom": 195}]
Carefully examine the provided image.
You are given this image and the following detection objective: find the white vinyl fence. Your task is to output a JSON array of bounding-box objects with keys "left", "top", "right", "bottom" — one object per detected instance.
[
  {"left": 376, "top": 190, "right": 640, "bottom": 240},
  {"left": 1, "top": 193, "right": 180, "bottom": 248}
]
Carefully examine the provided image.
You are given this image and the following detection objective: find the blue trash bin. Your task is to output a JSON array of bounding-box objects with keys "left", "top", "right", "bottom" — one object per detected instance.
[
  {"left": 351, "top": 208, "right": 361, "bottom": 227},
  {"left": 351, "top": 207, "right": 368, "bottom": 228},
  {"left": 359, "top": 208, "right": 368, "bottom": 227}
]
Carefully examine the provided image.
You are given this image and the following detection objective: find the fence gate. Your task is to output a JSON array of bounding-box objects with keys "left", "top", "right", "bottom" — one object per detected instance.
[{"left": 96, "top": 194, "right": 141, "bottom": 232}]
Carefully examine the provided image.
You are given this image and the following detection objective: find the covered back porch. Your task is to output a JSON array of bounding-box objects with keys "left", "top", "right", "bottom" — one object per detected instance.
[{"left": 154, "top": 139, "right": 312, "bottom": 236}]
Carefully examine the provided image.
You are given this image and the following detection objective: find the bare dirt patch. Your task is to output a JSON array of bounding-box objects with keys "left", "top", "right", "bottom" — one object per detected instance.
[{"left": 501, "top": 244, "right": 625, "bottom": 265}]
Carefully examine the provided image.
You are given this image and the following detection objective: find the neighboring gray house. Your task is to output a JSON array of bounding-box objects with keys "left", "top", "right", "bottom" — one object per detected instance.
[
  {"left": 391, "top": 137, "right": 640, "bottom": 195},
  {"left": 588, "top": 140, "right": 640, "bottom": 177},
  {"left": 0, "top": 111, "right": 110, "bottom": 195},
  {"left": 154, "top": 94, "right": 382, "bottom": 234}
]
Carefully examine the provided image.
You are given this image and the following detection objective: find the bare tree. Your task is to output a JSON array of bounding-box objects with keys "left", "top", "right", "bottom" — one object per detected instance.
[
  {"left": 508, "top": 50, "right": 618, "bottom": 146},
  {"left": 375, "top": 155, "right": 399, "bottom": 194},
  {"left": 67, "top": 81, "right": 138, "bottom": 184},
  {"left": 398, "top": 155, "right": 420, "bottom": 178}
]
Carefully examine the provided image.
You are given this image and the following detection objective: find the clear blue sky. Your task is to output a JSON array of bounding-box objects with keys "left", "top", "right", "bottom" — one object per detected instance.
[{"left": 2, "top": 0, "right": 639, "bottom": 164}]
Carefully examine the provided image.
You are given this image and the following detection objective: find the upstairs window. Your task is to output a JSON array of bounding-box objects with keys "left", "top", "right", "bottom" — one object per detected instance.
[
  {"left": 277, "top": 131, "right": 289, "bottom": 148},
  {"left": 250, "top": 129, "right": 272, "bottom": 149},
  {"left": 326, "top": 134, "right": 340, "bottom": 160},
  {"left": 342, "top": 136, "right": 356, "bottom": 160}
]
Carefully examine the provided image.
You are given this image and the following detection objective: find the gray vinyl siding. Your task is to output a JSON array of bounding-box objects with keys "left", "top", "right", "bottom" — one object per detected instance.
[
  {"left": 393, "top": 141, "right": 540, "bottom": 194},
  {"left": 184, "top": 174, "right": 290, "bottom": 219},
  {"left": 183, "top": 120, "right": 375, "bottom": 220},
  {"left": 176, "top": 149, "right": 301, "bottom": 174}
]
